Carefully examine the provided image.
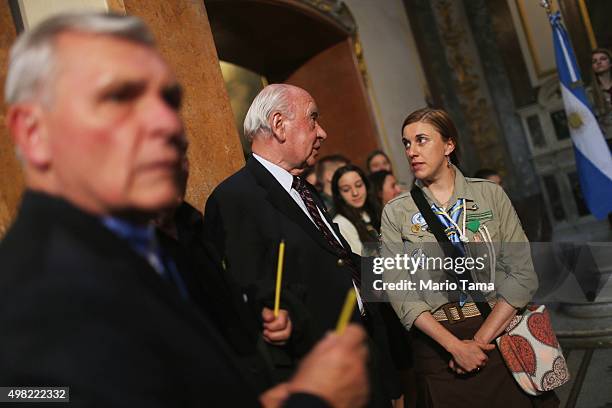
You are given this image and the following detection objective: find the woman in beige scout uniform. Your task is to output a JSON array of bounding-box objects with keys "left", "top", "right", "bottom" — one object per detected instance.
[{"left": 380, "top": 108, "right": 556, "bottom": 407}]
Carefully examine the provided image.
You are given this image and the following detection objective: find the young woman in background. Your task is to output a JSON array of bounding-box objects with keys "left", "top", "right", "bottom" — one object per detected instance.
[
  {"left": 369, "top": 170, "right": 402, "bottom": 212},
  {"left": 331, "top": 165, "right": 380, "bottom": 255}
]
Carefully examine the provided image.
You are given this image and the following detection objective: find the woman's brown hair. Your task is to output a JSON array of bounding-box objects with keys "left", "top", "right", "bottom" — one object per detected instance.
[{"left": 401, "top": 107, "right": 460, "bottom": 166}]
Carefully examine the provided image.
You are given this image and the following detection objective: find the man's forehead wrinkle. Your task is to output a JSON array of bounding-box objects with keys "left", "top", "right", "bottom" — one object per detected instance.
[
  {"left": 55, "top": 30, "right": 165, "bottom": 65},
  {"left": 53, "top": 33, "right": 175, "bottom": 89},
  {"left": 309, "top": 102, "right": 319, "bottom": 115},
  {"left": 296, "top": 93, "right": 314, "bottom": 116}
]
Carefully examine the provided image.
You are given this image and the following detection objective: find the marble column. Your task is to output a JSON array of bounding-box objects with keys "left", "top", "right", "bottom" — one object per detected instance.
[{"left": 0, "top": 4, "right": 23, "bottom": 238}]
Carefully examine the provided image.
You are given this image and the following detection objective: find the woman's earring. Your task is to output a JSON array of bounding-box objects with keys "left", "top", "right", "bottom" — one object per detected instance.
[{"left": 446, "top": 155, "right": 451, "bottom": 168}]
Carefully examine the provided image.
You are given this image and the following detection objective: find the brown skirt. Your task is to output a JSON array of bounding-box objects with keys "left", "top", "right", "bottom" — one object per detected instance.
[{"left": 410, "top": 314, "right": 559, "bottom": 408}]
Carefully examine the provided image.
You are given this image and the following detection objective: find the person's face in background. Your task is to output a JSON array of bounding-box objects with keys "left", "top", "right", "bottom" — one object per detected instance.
[
  {"left": 338, "top": 171, "right": 367, "bottom": 209},
  {"left": 305, "top": 170, "right": 317, "bottom": 186},
  {"left": 485, "top": 174, "right": 502, "bottom": 186},
  {"left": 381, "top": 174, "right": 401, "bottom": 205},
  {"left": 592, "top": 52, "right": 611, "bottom": 75},
  {"left": 322, "top": 161, "right": 347, "bottom": 195},
  {"left": 368, "top": 153, "right": 391, "bottom": 173}
]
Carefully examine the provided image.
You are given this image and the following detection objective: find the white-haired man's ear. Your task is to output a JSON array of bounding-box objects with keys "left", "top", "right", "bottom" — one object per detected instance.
[
  {"left": 6, "top": 104, "right": 51, "bottom": 169},
  {"left": 270, "top": 111, "right": 286, "bottom": 143}
]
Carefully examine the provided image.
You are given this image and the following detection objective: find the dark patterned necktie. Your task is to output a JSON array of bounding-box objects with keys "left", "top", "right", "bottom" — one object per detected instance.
[{"left": 292, "top": 176, "right": 361, "bottom": 287}]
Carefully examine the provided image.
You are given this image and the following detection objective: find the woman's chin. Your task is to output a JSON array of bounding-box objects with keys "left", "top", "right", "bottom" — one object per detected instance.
[
  {"left": 412, "top": 169, "right": 429, "bottom": 180},
  {"left": 349, "top": 201, "right": 366, "bottom": 209}
]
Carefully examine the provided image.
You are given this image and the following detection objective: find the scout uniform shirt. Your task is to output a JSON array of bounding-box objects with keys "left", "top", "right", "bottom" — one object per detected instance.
[{"left": 379, "top": 166, "right": 538, "bottom": 330}]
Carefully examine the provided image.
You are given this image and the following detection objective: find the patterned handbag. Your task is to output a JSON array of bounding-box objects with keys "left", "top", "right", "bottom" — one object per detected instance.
[{"left": 495, "top": 304, "right": 570, "bottom": 395}]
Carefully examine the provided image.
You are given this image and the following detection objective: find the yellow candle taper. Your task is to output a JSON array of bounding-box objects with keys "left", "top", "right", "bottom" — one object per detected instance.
[
  {"left": 336, "top": 289, "right": 357, "bottom": 334},
  {"left": 273, "top": 240, "right": 286, "bottom": 317}
]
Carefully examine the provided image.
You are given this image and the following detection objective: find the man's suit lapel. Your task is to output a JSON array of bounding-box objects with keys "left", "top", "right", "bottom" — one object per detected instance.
[{"left": 246, "top": 158, "right": 339, "bottom": 257}]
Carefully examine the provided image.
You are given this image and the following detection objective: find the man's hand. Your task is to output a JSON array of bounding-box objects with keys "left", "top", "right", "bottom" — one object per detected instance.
[
  {"left": 260, "top": 383, "right": 290, "bottom": 408},
  {"left": 262, "top": 307, "right": 292, "bottom": 345},
  {"left": 287, "top": 324, "right": 369, "bottom": 408}
]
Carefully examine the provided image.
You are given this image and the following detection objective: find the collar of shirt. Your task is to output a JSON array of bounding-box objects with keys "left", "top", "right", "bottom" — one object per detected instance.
[
  {"left": 101, "top": 216, "right": 157, "bottom": 258},
  {"left": 415, "top": 164, "right": 474, "bottom": 207},
  {"left": 361, "top": 211, "right": 371, "bottom": 223},
  {"left": 252, "top": 153, "right": 294, "bottom": 194}
]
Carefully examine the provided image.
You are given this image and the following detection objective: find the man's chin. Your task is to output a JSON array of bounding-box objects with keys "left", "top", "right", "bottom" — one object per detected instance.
[
  {"left": 122, "top": 185, "right": 181, "bottom": 217},
  {"left": 305, "top": 156, "right": 318, "bottom": 168}
]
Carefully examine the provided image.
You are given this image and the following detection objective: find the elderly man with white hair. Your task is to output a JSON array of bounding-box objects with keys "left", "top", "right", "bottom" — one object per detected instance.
[
  {"left": 0, "top": 12, "right": 369, "bottom": 407},
  {"left": 203, "top": 85, "right": 401, "bottom": 407}
]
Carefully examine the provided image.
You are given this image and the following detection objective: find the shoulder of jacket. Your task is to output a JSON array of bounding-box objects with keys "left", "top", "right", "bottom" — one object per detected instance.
[
  {"left": 464, "top": 178, "right": 507, "bottom": 210},
  {"left": 386, "top": 190, "right": 413, "bottom": 206},
  {"left": 465, "top": 177, "right": 497, "bottom": 185},
  {"left": 383, "top": 191, "right": 418, "bottom": 219},
  {"left": 465, "top": 177, "right": 504, "bottom": 195},
  {"left": 210, "top": 166, "right": 252, "bottom": 194},
  {"left": 332, "top": 213, "right": 348, "bottom": 223}
]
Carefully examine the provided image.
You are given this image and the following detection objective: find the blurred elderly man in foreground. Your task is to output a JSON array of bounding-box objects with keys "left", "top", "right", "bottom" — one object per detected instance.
[{"left": 0, "top": 12, "right": 367, "bottom": 407}]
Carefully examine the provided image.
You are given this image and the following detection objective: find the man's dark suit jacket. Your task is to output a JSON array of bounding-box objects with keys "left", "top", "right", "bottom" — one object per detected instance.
[
  {"left": 157, "top": 202, "right": 275, "bottom": 393},
  {"left": 0, "top": 191, "right": 326, "bottom": 407},
  {"left": 203, "top": 157, "right": 361, "bottom": 350}
]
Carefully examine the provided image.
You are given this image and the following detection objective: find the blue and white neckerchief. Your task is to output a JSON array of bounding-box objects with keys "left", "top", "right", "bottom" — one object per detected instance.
[
  {"left": 431, "top": 199, "right": 465, "bottom": 252},
  {"left": 431, "top": 199, "right": 469, "bottom": 306}
]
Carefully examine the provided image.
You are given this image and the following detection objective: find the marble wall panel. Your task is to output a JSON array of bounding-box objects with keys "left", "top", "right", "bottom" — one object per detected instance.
[
  {"left": 0, "top": 5, "right": 22, "bottom": 237},
  {"left": 122, "top": 0, "right": 244, "bottom": 211}
]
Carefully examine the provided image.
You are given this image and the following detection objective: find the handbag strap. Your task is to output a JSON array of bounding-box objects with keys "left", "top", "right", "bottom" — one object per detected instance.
[{"left": 410, "top": 186, "right": 492, "bottom": 319}]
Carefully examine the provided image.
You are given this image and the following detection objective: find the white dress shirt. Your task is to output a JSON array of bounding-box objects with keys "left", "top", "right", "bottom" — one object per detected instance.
[{"left": 252, "top": 153, "right": 343, "bottom": 245}]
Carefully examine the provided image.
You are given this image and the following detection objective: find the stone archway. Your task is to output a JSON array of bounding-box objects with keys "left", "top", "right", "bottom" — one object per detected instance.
[{"left": 205, "top": 0, "right": 380, "bottom": 164}]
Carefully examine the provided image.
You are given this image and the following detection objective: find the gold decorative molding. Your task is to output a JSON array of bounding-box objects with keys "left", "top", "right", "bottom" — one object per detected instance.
[
  {"left": 515, "top": 0, "right": 556, "bottom": 79},
  {"left": 577, "top": 0, "right": 597, "bottom": 50},
  {"left": 352, "top": 35, "right": 369, "bottom": 87}
]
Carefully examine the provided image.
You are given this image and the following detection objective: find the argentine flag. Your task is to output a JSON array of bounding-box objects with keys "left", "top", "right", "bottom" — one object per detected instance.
[{"left": 549, "top": 11, "right": 612, "bottom": 220}]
